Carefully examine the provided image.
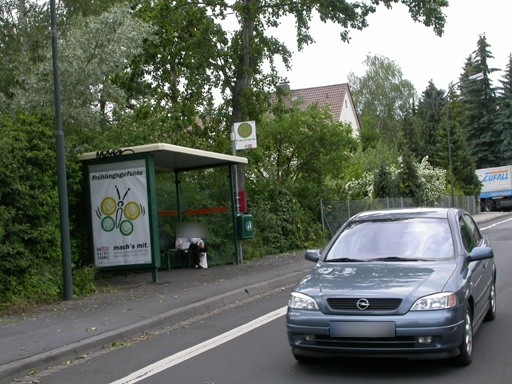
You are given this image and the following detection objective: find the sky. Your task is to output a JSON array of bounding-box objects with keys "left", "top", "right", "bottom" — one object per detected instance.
[{"left": 275, "top": 0, "right": 511, "bottom": 94}]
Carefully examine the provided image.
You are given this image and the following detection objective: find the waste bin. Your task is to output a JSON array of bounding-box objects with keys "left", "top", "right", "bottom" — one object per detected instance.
[{"left": 237, "top": 214, "right": 254, "bottom": 239}]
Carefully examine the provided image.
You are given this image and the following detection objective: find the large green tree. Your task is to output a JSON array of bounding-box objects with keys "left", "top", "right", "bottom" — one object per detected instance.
[
  {"left": 434, "top": 94, "right": 480, "bottom": 196},
  {"left": 348, "top": 54, "right": 417, "bottom": 149},
  {"left": 126, "top": 0, "right": 447, "bottom": 129},
  {"left": 227, "top": 0, "right": 447, "bottom": 123},
  {"left": 0, "top": 0, "right": 49, "bottom": 106},
  {"left": 9, "top": 4, "right": 152, "bottom": 135},
  {"left": 496, "top": 55, "right": 512, "bottom": 163},
  {"left": 416, "top": 81, "right": 445, "bottom": 162},
  {"left": 461, "top": 34, "right": 498, "bottom": 168},
  {"left": 243, "top": 105, "right": 357, "bottom": 255}
]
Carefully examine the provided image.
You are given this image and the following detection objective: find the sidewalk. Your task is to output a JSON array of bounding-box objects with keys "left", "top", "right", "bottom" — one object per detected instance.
[{"left": 0, "top": 211, "right": 509, "bottom": 383}]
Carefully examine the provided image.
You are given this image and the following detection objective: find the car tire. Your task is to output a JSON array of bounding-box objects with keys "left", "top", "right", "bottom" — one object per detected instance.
[
  {"left": 453, "top": 306, "right": 473, "bottom": 366},
  {"left": 292, "top": 349, "right": 318, "bottom": 364},
  {"left": 484, "top": 279, "right": 497, "bottom": 321}
]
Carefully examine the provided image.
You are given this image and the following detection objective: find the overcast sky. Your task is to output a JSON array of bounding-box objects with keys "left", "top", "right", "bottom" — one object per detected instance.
[{"left": 275, "top": 0, "right": 511, "bottom": 94}]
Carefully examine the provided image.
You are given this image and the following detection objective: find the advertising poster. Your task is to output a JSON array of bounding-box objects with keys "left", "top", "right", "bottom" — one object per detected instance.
[{"left": 89, "top": 159, "right": 152, "bottom": 267}]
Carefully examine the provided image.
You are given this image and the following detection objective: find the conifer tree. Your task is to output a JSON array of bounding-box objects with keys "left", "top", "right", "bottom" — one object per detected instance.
[
  {"left": 461, "top": 34, "right": 498, "bottom": 168},
  {"left": 373, "top": 164, "right": 399, "bottom": 199},
  {"left": 496, "top": 55, "right": 512, "bottom": 163},
  {"left": 417, "top": 81, "right": 446, "bottom": 163}
]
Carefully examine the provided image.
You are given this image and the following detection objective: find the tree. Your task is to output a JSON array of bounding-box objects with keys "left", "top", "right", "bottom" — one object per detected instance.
[
  {"left": 373, "top": 163, "right": 399, "bottom": 198},
  {"left": 243, "top": 105, "right": 358, "bottom": 255},
  {"left": 0, "top": 0, "right": 49, "bottom": 105},
  {"left": 496, "top": 55, "right": 512, "bottom": 163},
  {"left": 348, "top": 54, "right": 417, "bottom": 148},
  {"left": 61, "top": 0, "right": 124, "bottom": 18},
  {"left": 246, "top": 104, "right": 357, "bottom": 201},
  {"left": 435, "top": 110, "right": 480, "bottom": 196},
  {"left": 398, "top": 147, "right": 421, "bottom": 203},
  {"left": 9, "top": 4, "right": 153, "bottom": 133},
  {"left": 416, "top": 81, "right": 446, "bottom": 162},
  {"left": 228, "top": 0, "right": 447, "bottom": 124},
  {"left": 126, "top": 1, "right": 447, "bottom": 129},
  {"left": 461, "top": 34, "right": 498, "bottom": 168}
]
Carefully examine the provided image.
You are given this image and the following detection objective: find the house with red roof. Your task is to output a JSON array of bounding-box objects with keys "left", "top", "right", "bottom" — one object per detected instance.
[{"left": 277, "top": 83, "right": 361, "bottom": 137}]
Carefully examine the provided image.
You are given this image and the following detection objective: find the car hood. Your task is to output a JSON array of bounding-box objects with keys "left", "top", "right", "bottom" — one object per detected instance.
[{"left": 295, "top": 262, "right": 457, "bottom": 299}]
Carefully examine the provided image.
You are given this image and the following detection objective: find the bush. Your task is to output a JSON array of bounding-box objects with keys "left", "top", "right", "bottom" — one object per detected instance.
[
  {"left": 0, "top": 114, "right": 95, "bottom": 310},
  {"left": 243, "top": 180, "right": 325, "bottom": 259}
]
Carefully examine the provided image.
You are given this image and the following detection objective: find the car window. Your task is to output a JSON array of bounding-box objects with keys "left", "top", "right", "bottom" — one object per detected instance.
[
  {"left": 462, "top": 214, "right": 482, "bottom": 246},
  {"left": 326, "top": 218, "right": 454, "bottom": 261},
  {"left": 459, "top": 217, "right": 474, "bottom": 252}
]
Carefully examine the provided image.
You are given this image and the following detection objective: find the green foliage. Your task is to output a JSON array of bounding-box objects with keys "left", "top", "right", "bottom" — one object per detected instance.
[
  {"left": 0, "top": 114, "right": 63, "bottom": 308},
  {"left": 461, "top": 34, "right": 499, "bottom": 168},
  {"left": 72, "top": 266, "right": 98, "bottom": 297},
  {"left": 417, "top": 81, "right": 446, "bottom": 161},
  {"left": 132, "top": 0, "right": 227, "bottom": 123},
  {"left": 344, "top": 155, "right": 446, "bottom": 206},
  {"left": 242, "top": 106, "right": 357, "bottom": 255},
  {"left": 373, "top": 164, "right": 399, "bottom": 198},
  {"left": 348, "top": 54, "right": 417, "bottom": 148},
  {"left": 1, "top": 267, "right": 61, "bottom": 312},
  {"left": 243, "top": 180, "right": 325, "bottom": 259},
  {"left": 496, "top": 56, "right": 512, "bottom": 163},
  {"left": 10, "top": 3, "right": 153, "bottom": 132},
  {"left": 0, "top": 0, "right": 49, "bottom": 103},
  {"left": 0, "top": 0, "right": 456, "bottom": 309},
  {"left": 246, "top": 105, "right": 357, "bottom": 209},
  {"left": 398, "top": 148, "right": 421, "bottom": 203},
  {"left": 416, "top": 157, "right": 447, "bottom": 205}
]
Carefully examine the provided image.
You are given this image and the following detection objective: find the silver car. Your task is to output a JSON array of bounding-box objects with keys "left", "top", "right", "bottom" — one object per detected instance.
[{"left": 287, "top": 208, "right": 496, "bottom": 366}]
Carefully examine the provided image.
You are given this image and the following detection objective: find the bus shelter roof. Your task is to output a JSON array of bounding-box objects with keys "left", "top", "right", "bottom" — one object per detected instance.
[{"left": 79, "top": 143, "right": 248, "bottom": 172}]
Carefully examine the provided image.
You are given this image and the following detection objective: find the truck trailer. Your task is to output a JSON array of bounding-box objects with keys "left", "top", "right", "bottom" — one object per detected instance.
[{"left": 476, "top": 165, "right": 512, "bottom": 212}]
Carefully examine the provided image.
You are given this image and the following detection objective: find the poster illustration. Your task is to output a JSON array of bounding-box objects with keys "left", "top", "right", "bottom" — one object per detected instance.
[{"left": 89, "top": 159, "right": 152, "bottom": 267}]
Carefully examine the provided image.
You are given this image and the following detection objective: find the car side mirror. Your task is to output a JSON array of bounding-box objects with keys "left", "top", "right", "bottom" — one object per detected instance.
[
  {"left": 305, "top": 249, "right": 321, "bottom": 263},
  {"left": 468, "top": 246, "right": 494, "bottom": 262}
]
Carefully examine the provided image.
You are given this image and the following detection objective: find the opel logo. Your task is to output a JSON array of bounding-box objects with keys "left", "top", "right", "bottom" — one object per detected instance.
[{"left": 356, "top": 298, "right": 370, "bottom": 310}]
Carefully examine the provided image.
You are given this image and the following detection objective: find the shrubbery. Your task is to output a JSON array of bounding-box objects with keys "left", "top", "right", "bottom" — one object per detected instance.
[{"left": 0, "top": 115, "right": 63, "bottom": 310}]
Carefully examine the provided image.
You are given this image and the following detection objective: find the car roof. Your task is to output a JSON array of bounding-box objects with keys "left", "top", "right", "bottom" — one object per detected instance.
[{"left": 351, "top": 207, "right": 457, "bottom": 221}]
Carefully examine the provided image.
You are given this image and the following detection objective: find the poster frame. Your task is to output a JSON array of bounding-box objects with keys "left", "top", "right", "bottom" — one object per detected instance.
[{"left": 83, "top": 153, "right": 160, "bottom": 271}]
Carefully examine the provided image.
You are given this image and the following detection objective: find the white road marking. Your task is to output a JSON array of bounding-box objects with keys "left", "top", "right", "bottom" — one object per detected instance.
[
  {"left": 480, "top": 217, "right": 512, "bottom": 231},
  {"left": 110, "top": 306, "right": 288, "bottom": 384}
]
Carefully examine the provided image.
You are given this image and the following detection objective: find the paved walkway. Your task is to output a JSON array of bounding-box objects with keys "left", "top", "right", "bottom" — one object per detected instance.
[{"left": 0, "top": 211, "right": 509, "bottom": 383}]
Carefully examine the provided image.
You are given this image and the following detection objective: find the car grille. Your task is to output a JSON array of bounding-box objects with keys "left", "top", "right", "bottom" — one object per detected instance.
[
  {"left": 315, "top": 335, "right": 417, "bottom": 349},
  {"left": 327, "top": 298, "right": 402, "bottom": 311}
]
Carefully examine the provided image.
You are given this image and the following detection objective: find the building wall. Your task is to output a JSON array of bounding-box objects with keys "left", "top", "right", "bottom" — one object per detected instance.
[{"left": 339, "top": 92, "right": 360, "bottom": 137}]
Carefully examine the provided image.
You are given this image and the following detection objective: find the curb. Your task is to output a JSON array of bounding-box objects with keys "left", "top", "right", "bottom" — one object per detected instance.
[{"left": 0, "top": 271, "right": 305, "bottom": 383}]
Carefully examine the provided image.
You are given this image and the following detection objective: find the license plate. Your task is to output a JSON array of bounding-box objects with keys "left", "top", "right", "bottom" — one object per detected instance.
[{"left": 330, "top": 321, "right": 395, "bottom": 337}]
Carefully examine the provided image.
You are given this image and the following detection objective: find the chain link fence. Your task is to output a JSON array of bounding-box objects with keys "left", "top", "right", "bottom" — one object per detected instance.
[{"left": 320, "top": 196, "right": 479, "bottom": 237}]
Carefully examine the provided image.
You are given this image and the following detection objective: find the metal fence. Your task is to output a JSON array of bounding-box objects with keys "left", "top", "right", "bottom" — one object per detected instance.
[{"left": 320, "top": 196, "right": 479, "bottom": 237}]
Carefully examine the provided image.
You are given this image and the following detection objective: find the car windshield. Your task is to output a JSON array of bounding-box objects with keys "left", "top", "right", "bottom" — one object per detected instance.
[{"left": 325, "top": 218, "right": 454, "bottom": 262}]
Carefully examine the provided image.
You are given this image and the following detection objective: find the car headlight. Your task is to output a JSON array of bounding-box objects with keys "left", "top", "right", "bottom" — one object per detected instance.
[
  {"left": 288, "top": 292, "right": 319, "bottom": 310},
  {"left": 410, "top": 292, "right": 457, "bottom": 311}
]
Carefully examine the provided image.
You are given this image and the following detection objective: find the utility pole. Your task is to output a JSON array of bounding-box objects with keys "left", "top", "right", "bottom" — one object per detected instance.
[{"left": 50, "top": 0, "right": 73, "bottom": 300}]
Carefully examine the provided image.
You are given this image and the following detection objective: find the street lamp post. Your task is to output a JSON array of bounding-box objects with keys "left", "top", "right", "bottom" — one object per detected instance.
[
  {"left": 50, "top": 0, "right": 73, "bottom": 300},
  {"left": 446, "top": 72, "right": 484, "bottom": 207}
]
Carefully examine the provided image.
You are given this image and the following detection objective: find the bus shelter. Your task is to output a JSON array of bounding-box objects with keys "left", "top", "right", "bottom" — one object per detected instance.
[{"left": 79, "top": 143, "right": 248, "bottom": 282}]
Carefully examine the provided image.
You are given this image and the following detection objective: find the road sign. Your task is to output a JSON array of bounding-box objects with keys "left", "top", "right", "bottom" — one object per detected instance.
[{"left": 233, "top": 121, "right": 257, "bottom": 150}]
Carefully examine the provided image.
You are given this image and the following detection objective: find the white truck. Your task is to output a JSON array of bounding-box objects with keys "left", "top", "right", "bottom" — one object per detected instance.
[{"left": 476, "top": 165, "right": 512, "bottom": 211}]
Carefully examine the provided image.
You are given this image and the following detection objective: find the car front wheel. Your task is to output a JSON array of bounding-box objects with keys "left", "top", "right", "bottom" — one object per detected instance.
[{"left": 453, "top": 306, "right": 473, "bottom": 366}]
